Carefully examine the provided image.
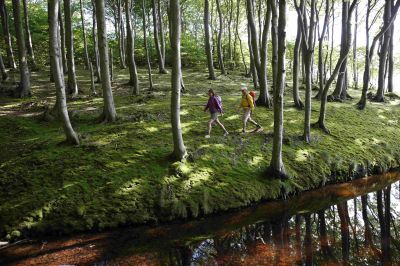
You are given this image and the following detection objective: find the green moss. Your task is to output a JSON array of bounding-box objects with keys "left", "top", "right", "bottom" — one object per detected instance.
[{"left": 1, "top": 67, "right": 400, "bottom": 239}]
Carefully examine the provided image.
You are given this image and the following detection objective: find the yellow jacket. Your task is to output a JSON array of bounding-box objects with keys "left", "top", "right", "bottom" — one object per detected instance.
[{"left": 240, "top": 94, "right": 255, "bottom": 110}]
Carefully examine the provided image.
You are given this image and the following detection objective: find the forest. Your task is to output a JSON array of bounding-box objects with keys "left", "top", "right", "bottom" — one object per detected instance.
[{"left": 0, "top": 0, "right": 400, "bottom": 263}]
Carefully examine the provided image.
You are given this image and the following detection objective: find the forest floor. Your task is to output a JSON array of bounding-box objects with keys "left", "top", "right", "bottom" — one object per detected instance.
[{"left": 1, "top": 67, "right": 400, "bottom": 240}]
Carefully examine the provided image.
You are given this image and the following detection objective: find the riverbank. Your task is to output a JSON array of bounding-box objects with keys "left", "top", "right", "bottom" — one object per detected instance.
[{"left": 1, "top": 68, "right": 400, "bottom": 240}]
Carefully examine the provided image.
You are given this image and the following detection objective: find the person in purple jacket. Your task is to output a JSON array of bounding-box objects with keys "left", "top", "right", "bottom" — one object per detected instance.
[{"left": 204, "top": 89, "right": 229, "bottom": 138}]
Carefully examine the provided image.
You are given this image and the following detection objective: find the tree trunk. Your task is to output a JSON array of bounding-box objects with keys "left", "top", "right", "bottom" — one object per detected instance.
[
  {"left": 109, "top": 47, "right": 113, "bottom": 82},
  {"left": 152, "top": 0, "right": 167, "bottom": 74},
  {"left": 357, "top": 0, "right": 400, "bottom": 109},
  {"left": 387, "top": 23, "right": 394, "bottom": 93},
  {"left": 375, "top": 0, "right": 392, "bottom": 102},
  {"left": 0, "top": 0, "right": 16, "bottom": 69},
  {"left": 58, "top": 5, "right": 67, "bottom": 73},
  {"left": 64, "top": 0, "right": 78, "bottom": 96},
  {"left": 80, "top": 0, "right": 90, "bottom": 70},
  {"left": 92, "top": 0, "right": 101, "bottom": 83},
  {"left": 247, "top": 0, "right": 271, "bottom": 107},
  {"left": 215, "top": 0, "right": 226, "bottom": 74},
  {"left": 304, "top": 214, "right": 313, "bottom": 265},
  {"left": 292, "top": 11, "right": 304, "bottom": 109},
  {"left": 89, "top": 62, "right": 96, "bottom": 95},
  {"left": 0, "top": 55, "right": 8, "bottom": 80},
  {"left": 204, "top": 0, "right": 216, "bottom": 80},
  {"left": 95, "top": 0, "right": 117, "bottom": 122},
  {"left": 12, "top": 0, "right": 30, "bottom": 97},
  {"left": 267, "top": 0, "right": 286, "bottom": 178},
  {"left": 316, "top": 0, "right": 330, "bottom": 100},
  {"left": 49, "top": 0, "right": 79, "bottom": 145},
  {"left": 270, "top": 0, "right": 278, "bottom": 90},
  {"left": 169, "top": 0, "right": 187, "bottom": 160},
  {"left": 352, "top": 3, "right": 358, "bottom": 89},
  {"left": 227, "top": 0, "right": 233, "bottom": 61},
  {"left": 125, "top": 0, "right": 139, "bottom": 94},
  {"left": 22, "top": 0, "right": 37, "bottom": 70},
  {"left": 142, "top": 0, "right": 154, "bottom": 90},
  {"left": 117, "top": 0, "right": 126, "bottom": 69},
  {"left": 158, "top": 0, "right": 166, "bottom": 62}
]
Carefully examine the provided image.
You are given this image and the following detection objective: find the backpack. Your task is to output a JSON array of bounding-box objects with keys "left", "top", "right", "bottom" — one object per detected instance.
[
  {"left": 249, "top": 91, "right": 256, "bottom": 107},
  {"left": 214, "top": 95, "right": 223, "bottom": 112}
]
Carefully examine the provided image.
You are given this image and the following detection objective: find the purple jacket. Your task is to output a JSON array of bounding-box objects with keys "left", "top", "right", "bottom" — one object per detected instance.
[{"left": 205, "top": 96, "right": 223, "bottom": 114}]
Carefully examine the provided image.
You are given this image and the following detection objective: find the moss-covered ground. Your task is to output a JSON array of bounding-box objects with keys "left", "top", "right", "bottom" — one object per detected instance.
[{"left": 1, "top": 67, "right": 400, "bottom": 240}]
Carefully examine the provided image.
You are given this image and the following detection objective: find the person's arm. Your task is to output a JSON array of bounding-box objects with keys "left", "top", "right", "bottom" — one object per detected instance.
[
  {"left": 247, "top": 94, "right": 254, "bottom": 110},
  {"left": 204, "top": 98, "right": 210, "bottom": 112}
]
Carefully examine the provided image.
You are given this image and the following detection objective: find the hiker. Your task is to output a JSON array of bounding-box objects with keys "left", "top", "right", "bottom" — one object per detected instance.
[
  {"left": 204, "top": 89, "right": 229, "bottom": 138},
  {"left": 239, "top": 86, "right": 262, "bottom": 133}
]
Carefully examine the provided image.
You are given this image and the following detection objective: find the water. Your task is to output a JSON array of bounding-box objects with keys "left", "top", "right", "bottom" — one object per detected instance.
[{"left": 1, "top": 172, "right": 400, "bottom": 265}]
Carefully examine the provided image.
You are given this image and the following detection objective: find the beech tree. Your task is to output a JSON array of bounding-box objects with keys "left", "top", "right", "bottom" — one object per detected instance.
[
  {"left": 95, "top": 0, "right": 117, "bottom": 122},
  {"left": 142, "top": 0, "right": 153, "bottom": 90},
  {"left": 12, "top": 0, "right": 30, "bottom": 97},
  {"left": 125, "top": 0, "right": 139, "bottom": 94},
  {"left": 0, "top": 0, "right": 16, "bottom": 69},
  {"left": 267, "top": 0, "right": 286, "bottom": 178},
  {"left": 215, "top": 0, "right": 226, "bottom": 74},
  {"left": 80, "top": 0, "right": 90, "bottom": 69},
  {"left": 22, "top": 0, "right": 36, "bottom": 69},
  {"left": 169, "top": 0, "right": 186, "bottom": 160},
  {"left": 64, "top": 0, "right": 79, "bottom": 96},
  {"left": 152, "top": 0, "right": 167, "bottom": 74},
  {"left": 49, "top": 0, "right": 79, "bottom": 145},
  {"left": 204, "top": 0, "right": 216, "bottom": 80}
]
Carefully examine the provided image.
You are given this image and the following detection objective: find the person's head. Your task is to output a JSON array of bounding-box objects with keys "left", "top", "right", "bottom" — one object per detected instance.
[
  {"left": 208, "top": 89, "right": 215, "bottom": 97},
  {"left": 240, "top": 86, "right": 248, "bottom": 96}
]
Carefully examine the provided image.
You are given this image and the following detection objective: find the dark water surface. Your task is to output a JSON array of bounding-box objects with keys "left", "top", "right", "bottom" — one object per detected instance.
[{"left": 1, "top": 172, "right": 400, "bottom": 265}]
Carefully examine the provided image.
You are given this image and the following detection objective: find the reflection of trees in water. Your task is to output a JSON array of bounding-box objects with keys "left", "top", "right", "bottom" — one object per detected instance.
[{"left": 156, "top": 182, "right": 400, "bottom": 265}]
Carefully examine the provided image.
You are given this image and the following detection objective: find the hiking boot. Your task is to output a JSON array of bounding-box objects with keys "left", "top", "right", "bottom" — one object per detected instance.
[
  {"left": 224, "top": 131, "right": 229, "bottom": 137},
  {"left": 205, "top": 134, "right": 211, "bottom": 139}
]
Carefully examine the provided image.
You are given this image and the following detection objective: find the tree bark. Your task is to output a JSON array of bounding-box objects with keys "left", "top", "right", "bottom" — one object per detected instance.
[
  {"left": 387, "top": 23, "right": 394, "bottom": 93},
  {"left": 204, "top": 0, "right": 216, "bottom": 80},
  {"left": 316, "top": 0, "right": 330, "bottom": 100},
  {"left": 58, "top": 4, "right": 67, "bottom": 73},
  {"left": 22, "top": 0, "right": 37, "bottom": 70},
  {"left": 92, "top": 0, "right": 101, "bottom": 83},
  {"left": 215, "top": 0, "right": 226, "bottom": 74},
  {"left": 142, "top": 0, "right": 154, "bottom": 90},
  {"left": 0, "top": 55, "right": 8, "bottom": 80},
  {"left": 357, "top": 0, "right": 400, "bottom": 109},
  {"left": 152, "top": 0, "right": 167, "bottom": 74},
  {"left": 337, "top": 202, "right": 350, "bottom": 264},
  {"left": 352, "top": 3, "right": 358, "bottom": 89},
  {"left": 375, "top": 0, "right": 392, "bottom": 102},
  {"left": 125, "top": 0, "right": 139, "bottom": 94},
  {"left": 117, "top": 0, "right": 126, "bottom": 69},
  {"left": 292, "top": 10, "right": 304, "bottom": 109},
  {"left": 64, "top": 0, "right": 78, "bottom": 96},
  {"left": 247, "top": 0, "right": 271, "bottom": 107},
  {"left": 0, "top": 0, "right": 16, "bottom": 69},
  {"left": 158, "top": 0, "right": 166, "bottom": 62},
  {"left": 95, "top": 0, "right": 117, "bottom": 122},
  {"left": 80, "top": 0, "right": 90, "bottom": 70},
  {"left": 12, "top": 0, "right": 30, "bottom": 97},
  {"left": 169, "top": 0, "right": 187, "bottom": 160},
  {"left": 270, "top": 0, "right": 278, "bottom": 90},
  {"left": 49, "top": 0, "right": 79, "bottom": 145},
  {"left": 267, "top": 0, "right": 286, "bottom": 178}
]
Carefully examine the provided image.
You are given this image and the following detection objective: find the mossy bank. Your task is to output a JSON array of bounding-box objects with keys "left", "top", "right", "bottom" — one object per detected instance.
[{"left": 1, "top": 68, "right": 400, "bottom": 241}]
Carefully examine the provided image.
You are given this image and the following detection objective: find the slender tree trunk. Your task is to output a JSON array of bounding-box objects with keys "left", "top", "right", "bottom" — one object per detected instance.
[
  {"left": 49, "top": 0, "right": 79, "bottom": 145},
  {"left": 0, "top": 0, "right": 16, "bottom": 69},
  {"left": 12, "top": 0, "right": 30, "bottom": 97},
  {"left": 0, "top": 55, "right": 8, "bottom": 80},
  {"left": 152, "top": 0, "right": 167, "bottom": 73},
  {"left": 383, "top": 185, "right": 391, "bottom": 263},
  {"left": 142, "top": 0, "right": 154, "bottom": 90},
  {"left": 80, "top": 0, "right": 90, "bottom": 70},
  {"left": 64, "top": 0, "right": 78, "bottom": 96},
  {"left": 270, "top": 0, "right": 278, "bottom": 90},
  {"left": 227, "top": 0, "right": 233, "bottom": 61},
  {"left": 95, "top": 0, "right": 117, "bottom": 122},
  {"left": 352, "top": 3, "right": 358, "bottom": 89},
  {"left": 22, "top": 0, "right": 37, "bottom": 70},
  {"left": 117, "top": 0, "right": 126, "bottom": 69},
  {"left": 292, "top": 12, "right": 304, "bottom": 109},
  {"left": 215, "top": 0, "right": 226, "bottom": 74},
  {"left": 158, "top": 0, "right": 166, "bottom": 62},
  {"left": 358, "top": 0, "right": 400, "bottom": 109},
  {"left": 247, "top": 0, "right": 271, "bottom": 107},
  {"left": 89, "top": 62, "right": 96, "bottom": 95},
  {"left": 169, "top": 0, "right": 187, "bottom": 160},
  {"left": 125, "top": 0, "right": 139, "bottom": 94},
  {"left": 204, "top": 0, "right": 216, "bottom": 80},
  {"left": 267, "top": 0, "right": 286, "bottom": 178},
  {"left": 109, "top": 47, "right": 113, "bottom": 82},
  {"left": 387, "top": 24, "right": 394, "bottom": 93},
  {"left": 248, "top": 27, "right": 258, "bottom": 88},
  {"left": 58, "top": 5, "right": 67, "bottom": 73},
  {"left": 92, "top": 0, "right": 101, "bottom": 83},
  {"left": 316, "top": 0, "right": 330, "bottom": 100},
  {"left": 304, "top": 214, "right": 313, "bottom": 265},
  {"left": 375, "top": 0, "right": 392, "bottom": 102}
]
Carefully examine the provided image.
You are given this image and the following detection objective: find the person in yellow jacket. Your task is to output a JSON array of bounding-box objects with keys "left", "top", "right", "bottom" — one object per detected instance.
[{"left": 239, "top": 86, "right": 261, "bottom": 133}]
